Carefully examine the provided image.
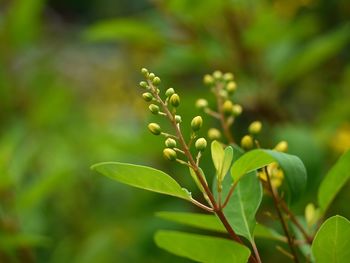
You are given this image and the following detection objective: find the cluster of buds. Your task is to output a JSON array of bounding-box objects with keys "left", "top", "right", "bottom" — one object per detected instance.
[
  {"left": 240, "top": 121, "right": 262, "bottom": 150},
  {"left": 139, "top": 68, "right": 208, "bottom": 165}
]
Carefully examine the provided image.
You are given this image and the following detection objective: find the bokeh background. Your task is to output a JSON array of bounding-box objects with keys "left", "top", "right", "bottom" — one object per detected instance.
[{"left": 1, "top": 0, "right": 350, "bottom": 262}]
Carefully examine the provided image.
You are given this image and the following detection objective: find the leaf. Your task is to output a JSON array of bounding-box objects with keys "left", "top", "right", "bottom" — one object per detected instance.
[
  {"left": 221, "top": 146, "right": 234, "bottom": 182},
  {"left": 156, "top": 211, "right": 226, "bottom": 233},
  {"left": 91, "top": 162, "right": 190, "bottom": 200},
  {"left": 154, "top": 230, "right": 250, "bottom": 263},
  {"left": 211, "top": 141, "right": 233, "bottom": 183},
  {"left": 311, "top": 215, "right": 350, "bottom": 263},
  {"left": 231, "top": 149, "right": 307, "bottom": 201},
  {"left": 254, "top": 224, "right": 286, "bottom": 242},
  {"left": 318, "top": 150, "right": 350, "bottom": 214}
]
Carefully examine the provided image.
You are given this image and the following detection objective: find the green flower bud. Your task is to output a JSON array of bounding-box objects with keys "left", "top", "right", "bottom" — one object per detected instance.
[
  {"left": 195, "top": 138, "right": 207, "bottom": 151},
  {"left": 175, "top": 115, "right": 182, "bottom": 123},
  {"left": 165, "top": 138, "right": 177, "bottom": 148},
  {"left": 148, "top": 123, "right": 161, "bottom": 135},
  {"left": 149, "top": 104, "right": 160, "bottom": 114},
  {"left": 141, "top": 68, "right": 148, "bottom": 75},
  {"left": 148, "top": 73, "right": 155, "bottom": 80},
  {"left": 213, "top": 70, "right": 223, "bottom": 80},
  {"left": 152, "top": 77, "right": 161, "bottom": 85},
  {"left": 223, "top": 72, "right": 234, "bottom": 81},
  {"left": 223, "top": 100, "right": 234, "bottom": 116},
  {"left": 232, "top": 104, "right": 243, "bottom": 116},
  {"left": 274, "top": 141, "right": 288, "bottom": 152},
  {"left": 226, "top": 81, "right": 237, "bottom": 93},
  {"left": 203, "top": 74, "right": 214, "bottom": 85},
  {"left": 170, "top": 93, "right": 180, "bottom": 107},
  {"left": 140, "top": 81, "right": 148, "bottom": 89},
  {"left": 191, "top": 116, "right": 203, "bottom": 131},
  {"left": 241, "top": 135, "right": 253, "bottom": 149},
  {"left": 208, "top": 128, "right": 221, "bottom": 140},
  {"left": 249, "top": 121, "right": 262, "bottom": 134},
  {"left": 219, "top": 89, "right": 228, "bottom": 98},
  {"left": 165, "top": 88, "right": 175, "bottom": 97},
  {"left": 195, "top": 99, "right": 208, "bottom": 109},
  {"left": 142, "top": 92, "right": 153, "bottom": 102},
  {"left": 163, "top": 148, "right": 177, "bottom": 161}
]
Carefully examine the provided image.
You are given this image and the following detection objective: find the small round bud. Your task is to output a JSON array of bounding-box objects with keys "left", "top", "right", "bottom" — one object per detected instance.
[
  {"left": 165, "top": 138, "right": 177, "bottom": 148},
  {"left": 249, "top": 121, "right": 262, "bottom": 134},
  {"left": 223, "top": 72, "right": 234, "bottom": 81},
  {"left": 219, "top": 89, "right": 228, "bottom": 98},
  {"left": 195, "top": 99, "right": 208, "bottom": 109},
  {"left": 148, "top": 73, "right": 155, "bottom": 80},
  {"left": 208, "top": 128, "right": 221, "bottom": 140},
  {"left": 163, "top": 148, "right": 177, "bottom": 161},
  {"left": 226, "top": 81, "right": 237, "bottom": 93},
  {"left": 195, "top": 138, "right": 207, "bottom": 151},
  {"left": 142, "top": 92, "right": 153, "bottom": 102},
  {"left": 175, "top": 115, "right": 182, "bottom": 123},
  {"left": 274, "top": 141, "right": 288, "bottom": 152},
  {"left": 232, "top": 104, "right": 243, "bottom": 116},
  {"left": 152, "top": 77, "right": 161, "bottom": 85},
  {"left": 241, "top": 135, "right": 253, "bottom": 149},
  {"left": 165, "top": 88, "right": 175, "bottom": 97},
  {"left": 203, "top": 74, "right": 214, "bottom": 85},
  {"left": 141, "top": 68, "right": 148, "bottom": 75},
  {"left": 213, "top": 70, "right": 222, "bottom": 80},
  {"left": 140, "top": 81, "right": 148, "bottom": 89},
  {"left": 170, "top": 93, "right": 180, "bottom": 107},
  {"left": 148, "top": 123, "right": 161, "bottom": 135},
  {"left": 191, "top": 116, "right": 203, "bottom": 131},
  {"left": 223, "top": 100, "right": 234, "bottom": 116},
  {"left": 149, "top": 104, "right": 160, "bottom": 114}
]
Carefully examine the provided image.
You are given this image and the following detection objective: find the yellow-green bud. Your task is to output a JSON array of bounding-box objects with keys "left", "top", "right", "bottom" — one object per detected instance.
[
  {"left": 223, "top": 100, "right": 234, "bottom": 116},
  {"left": 232, "top": 104, "right": 242, "bottom": 116},
  {"left": 274, "top": 141, "right": 288, "bottom": 152},
  {"left": 203, "top": 74, "right": 214, "bottom": 85},
  {"left": 219, "top": 89, "right": 228, "bottom": 98},
  {"left": 249, "top": 121, "right": 262, "bottom": 134},
  {"left": 223, "top": 72, "right": 234, "bottom": 81},
  {"left": 148, "top": 123, "right": 161, "bottom": 135},
  {"left": 165, "top": 138, "right": 177, "bottom": 148},
  {"left": 142, "top": 92, "right": 153, "bottom": 102},
  {"left": 141, "top": 68, "right": 148, "bottom": 75},
  {"left": 226, "top": 81, "right": 237, "bottom": 93},
  {"left": 148, "top": 73, "right": 155, "bottom": 80},
  {"left": 241, "top": 135, "right": 253, "bottom": 149},
  {"left": 175, "top": 115, "right": 182, "bottom": 123},
  {"left": 195, "top": 138, "right": 207, "bottom": 151},
  {"left": 152, "top": 77, "right": 161, "bottom": 85},
  {"left": 140, "top": 81, "right": 148, "bottom": 89},
  {"left": 149, "top": 104, "right": 159, "bottom": 114},
  {"left": 195, "top": 99, "right": 208, "bottom": 109},
  {"left": 163, "top": 148, "right": 177, "bottom": 161},
  {"left": 208, "top": 128, "right": 221, "bottom": 140},
  {"left": 170, "top": 93, "right": 180, "bottom": 107},
  {"left": 213, "top": 70, "right": 222, "bottom": 79},
  {"left": 191, "top": 116, "right": 203, "bottom": 131},
  {"left": 165, "top": 88, "right": 175, "bottom": 97}
]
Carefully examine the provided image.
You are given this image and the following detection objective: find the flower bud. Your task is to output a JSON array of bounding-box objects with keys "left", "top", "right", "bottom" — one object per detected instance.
[
  {"left": 170, "top": 93, "right": 180, "bottom": 107},
  {"left": 142, "top": 92, "right": 153, "bottom": 102},
  {"left": 165, "top": 138, "right": 177, "bottom": 148},
  {"left": 223, "top": 100, "right": 234, "bottom": 116},
  {"left": 226, "top": 81, "right": 237, "bottom": 93},
  {"left": 241, "top": 135, "right": 253, "bottom": 149},
  {"left": 274, "top": 141, "right": 288, "bottom": 152},
  {"left": 148, "top": 73, "right": 155, "bottom": 80},
  {"left": 163, "top": 148, "right": 177, "bottom": 161},
  {"left": 232, "top": 104, "right": 242, "bottom": 116},
  {"left": 203, "top": 74, "right": 214, "bottom": 85},
  {"left": 195, "top": 99, "right": 208, "bottom": 109},
  {"left": 213, "top": 70, "right": 222, "bottom": 80},
  {"left": 249, "top": 121, "right": 262, "bottom": 134},
  {"left": 152, "top": 77, "right": 161, "bottom": 85},
  {"left": 195, "top": 138, "right": 207, "bottom": 151},
  {"left": 148, "top": 123, "right": 161, "bottom": 135},
  {"left": 140, "top": 81, "right": 148, "bottom": 89},
  {"left": 219, "top": 89, "right": 228, "bottom": 98},
  {"left": 165, "top": 88, "right": 175, "bottom": 97},
  {"left": 175, "top": 115, "right": 182, "bottom": 123},
  {"left": 208, "top": 128, "right": 221, "bottom": 140},
  {"left": 149, "top": 104, "right": 160, "bottom": 114},
  {"left": 191, "top": 116, "right": 203, "bottom": 131},
  {"left": 223, "top": 72, "right": 234, "bottom": 81},
  {"left": 141, "top": 68, "right": 148, "bottom": 75}
]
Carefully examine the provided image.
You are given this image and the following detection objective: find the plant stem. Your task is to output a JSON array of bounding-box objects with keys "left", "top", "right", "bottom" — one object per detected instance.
[
  {"left": 264, "top": 167, "right": 299, "bottom": 263},
  {"left": 221, "top": 181, "right": 238, "bottom": 209}
]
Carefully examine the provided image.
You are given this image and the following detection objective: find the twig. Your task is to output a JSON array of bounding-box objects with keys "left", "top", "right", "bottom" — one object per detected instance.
[{"left": 221, "top": 181, "right": 238, "bottom": 209}]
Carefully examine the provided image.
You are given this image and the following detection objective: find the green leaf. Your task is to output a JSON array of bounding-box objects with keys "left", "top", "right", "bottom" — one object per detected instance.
[
  {"left": 91, "top": 162, "right": 190, "bottom": 200},
  {"left": 156, "top": 211, "right": 226, "bottom": 233},
  {"left": 318, "top": 150, "right": 350, "bottom": 214},
  {"left": 154, "top": 230, "right": 250, "bottom": 263},
  {"left": 211, "top": 141, "right": 233, "bottom": 183},
  {"left": 254, "top": 224, "right": 286, "bottom": 242},
  {"left": 311, "top": 215, "right": 350, "bottom": 263},
  {"left": 231, "top": 149, "right": 307, "bottom": 201},
  {"left": 221, "top": 146, "right": 234, "bottom": 182}
]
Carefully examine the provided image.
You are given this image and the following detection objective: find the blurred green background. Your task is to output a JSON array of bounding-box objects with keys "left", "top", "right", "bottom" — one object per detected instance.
[{"left": 1, "top": 0, "right": 350, "bottom": 262}]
